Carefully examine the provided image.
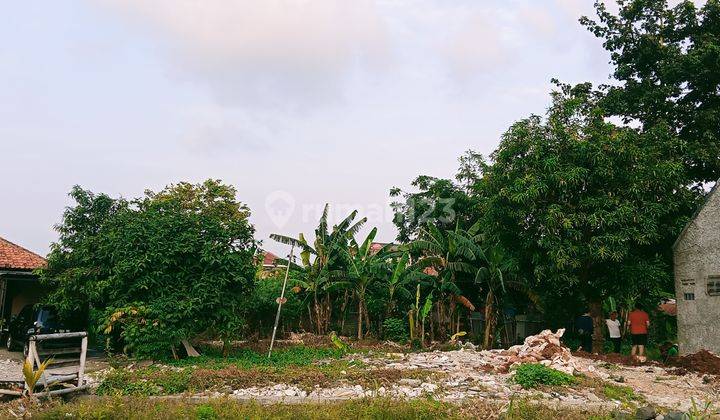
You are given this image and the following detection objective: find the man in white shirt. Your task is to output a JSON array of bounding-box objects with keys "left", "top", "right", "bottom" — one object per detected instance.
[{"left": 606, "top": 311, "right": 622, "bottom": 353}]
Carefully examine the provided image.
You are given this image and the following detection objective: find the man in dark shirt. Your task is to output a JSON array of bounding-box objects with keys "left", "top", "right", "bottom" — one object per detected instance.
[{"left": 575, "top": 312, "right": 594, "bottom": 352}]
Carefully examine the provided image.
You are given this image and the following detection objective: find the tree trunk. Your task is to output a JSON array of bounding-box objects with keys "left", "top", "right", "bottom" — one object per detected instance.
[
  {"left": 483, "top": 290, "right": 495, "bottom": 349},
  {"left": 182, "top": 340, "right": 200, "bottom": 357},
  {"left": 313, "top": 290, "right": 322, "bottom": 334},
  {"left": 589, "top": 301, "right": 604, "bottom": 354},
  {"left": 357, "top": 297, "right": 363, "bottom": 340},
  {"left": 363, "top": 300, "right": 371, "bottom": 338},
  {"left": 340, "top": 290, "right": 349, "bottom": 334}
]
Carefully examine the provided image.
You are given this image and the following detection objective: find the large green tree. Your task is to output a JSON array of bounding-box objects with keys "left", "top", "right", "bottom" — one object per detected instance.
[
  {"left": 40, "top": 180, "right": 258, "bottom": 357},
  {"left": 482, "top": 83, "right": 701, "bottom": 351},
  {"left": 581, "top": 0, "right": 720, "bottom": 185}
]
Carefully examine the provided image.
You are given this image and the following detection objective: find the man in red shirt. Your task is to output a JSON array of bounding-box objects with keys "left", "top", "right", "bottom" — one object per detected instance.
[{"left": 628, "top": 305, "right": 650, "bottom": 357}]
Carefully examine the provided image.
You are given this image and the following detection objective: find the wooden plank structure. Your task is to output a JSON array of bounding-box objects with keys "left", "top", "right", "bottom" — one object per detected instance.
[{"left": 0, "top": 331, "right": 89, "bottom": 398}]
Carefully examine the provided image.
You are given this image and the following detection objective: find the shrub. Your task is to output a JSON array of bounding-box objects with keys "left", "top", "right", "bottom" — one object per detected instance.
[
  {"left": 195, "top": 404, "right": 219, "bottom": 420},
  {"left": 383, "top": 318, "right": 409, "bottom": 343},
  {"left": 512, "top": 363, "right": 576, "bottom": 389},
  {"left": 40, "top": 180, "right": 258, "bottom": 359}
]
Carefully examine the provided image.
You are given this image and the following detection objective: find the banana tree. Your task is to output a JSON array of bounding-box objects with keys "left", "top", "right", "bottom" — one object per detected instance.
[
  {"left": 474, "top": 244, "right": 517, "bottom": 349},
  {"left": 385, "top": 252, "right": 424, "bottom": 319},
  {"left": 271, "top": 204, "right": 366, "bottom": 334},
  {"left": 343, "top": 227, "right": 398, "bottom": 339},
  {"left": 410, "top": 223, "right": 483, "bottom": 340}
]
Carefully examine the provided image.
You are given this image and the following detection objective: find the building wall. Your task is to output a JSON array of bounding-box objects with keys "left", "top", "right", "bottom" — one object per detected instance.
[{"left": 674, "top": 188, "right": 720, "bottom": 355}]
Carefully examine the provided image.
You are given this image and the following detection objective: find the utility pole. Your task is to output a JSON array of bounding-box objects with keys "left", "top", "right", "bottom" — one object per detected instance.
[{"left": 268, "top": 244, "right": 294, "bottom": 358}]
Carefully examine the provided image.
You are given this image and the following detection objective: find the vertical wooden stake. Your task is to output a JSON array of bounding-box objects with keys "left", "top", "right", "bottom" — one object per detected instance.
[
  {"left": 268, "top": 244, "right": 295, "bottom": 358},
  {"left": 78, "top": 336, "right": 88, "bottom": 386}
]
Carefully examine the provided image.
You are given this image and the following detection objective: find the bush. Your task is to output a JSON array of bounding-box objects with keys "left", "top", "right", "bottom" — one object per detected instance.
[
  {"left": 512, "top": 363, "right": 576, "bottom": 389},
  {"left": 383, "top": 318, "right": 409, "bottom": 343},
  {"left": 245, "top": 274, "right": 303, "bottom": 336},
  {"left": 195, "top": 404, "right": 219, "bottom": 420}
]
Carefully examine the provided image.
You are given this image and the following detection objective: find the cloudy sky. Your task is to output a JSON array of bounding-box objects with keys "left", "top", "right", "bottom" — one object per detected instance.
[{"left": 1, "top": 0, "right": 617, "bottom": 256}]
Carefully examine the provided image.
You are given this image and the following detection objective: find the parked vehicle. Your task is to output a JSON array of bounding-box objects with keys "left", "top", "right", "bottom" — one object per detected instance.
[{"left": 5, "top": 305, "right": 81, "bottom": 356}]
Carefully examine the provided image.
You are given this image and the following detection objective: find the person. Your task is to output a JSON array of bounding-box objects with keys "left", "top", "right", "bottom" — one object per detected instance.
[
  {"left": 575, "top": 312, "right": 594, "bottom": 352},
  {"left": 628, "top": 304, "right": 650, "bottom": 357},
  {"left": 605, "top": 311, "right": 622, "bottom": 353},
  {"left": 659, "top": 341, "right": 679, "bottom": 363}
]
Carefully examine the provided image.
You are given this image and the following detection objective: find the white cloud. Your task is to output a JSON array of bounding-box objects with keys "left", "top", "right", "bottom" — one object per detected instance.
[{"left": 98, "top": 0, "right": 390, "bottom": 109}]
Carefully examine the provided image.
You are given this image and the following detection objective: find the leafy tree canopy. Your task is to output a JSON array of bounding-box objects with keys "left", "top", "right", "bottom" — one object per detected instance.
[
  {"left": 482, "top": 82, "right": 702, "bottom": 311},
  {"left": 390, "top": 151, "right": 485, "bottom": 243},
  {"left": 40, "top": 180, "right": 258, "bottom": 357},
  {"left": 581, "top": 0, "right": 720, "bottom": 184}
]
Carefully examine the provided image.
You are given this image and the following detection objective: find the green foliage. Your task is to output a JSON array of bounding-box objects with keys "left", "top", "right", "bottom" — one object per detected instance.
[
  {"left": 602, "top": 384, "right": 640, "bottom": 405},
  {"left": 329, "top": 332, "right": 349, "bottom": 353},
  {"left": 40, "top": 180, "right": 258, "bottom": 357},
  {"left": 581, "top": 0, "right": 720, "bottom": 185},
  {"left": 390, "top": 151, "right": 485, "bottom": 243},
  {"left": 96, "top": 346, "right": 344, "bottom": 396},
  {"left": 512, "top": 363, "right": 576, "bottom": 389},
  {"left": 271, "top": 204, "right": 367, "bottom": 335},
  {"left": 34, "top": 396, "right": 460, "bottom": 420},
  {"left": 165, "top": 345, "right": 343, "bottom": 369},
  {"left": 195, "top": 404, "right": 219, "bottom": 420},
  {"left": 383, "top": 318, "right": 409, "bottom": 343},
  {"left": 245, "top": 273, "right": 303, "bottom": 336},
  {"left": 483, "top": 83, "right": 701, "bottom": 318},
  {"left": 96, "top": 367, "right": 192, "bottom": 396}
]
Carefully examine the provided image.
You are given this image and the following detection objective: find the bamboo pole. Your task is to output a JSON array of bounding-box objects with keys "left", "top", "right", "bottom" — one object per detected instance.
[{"left": 268, "top": 244, "right": 295, "bottom": 358}]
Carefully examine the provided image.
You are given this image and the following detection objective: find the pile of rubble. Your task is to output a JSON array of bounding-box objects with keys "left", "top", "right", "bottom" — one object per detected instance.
[
  {"left": 359, "top": 329, "right": 578, "bottom": 376},
  {"left": 493, "top": 329, "right": 576, "bottom": 374}
]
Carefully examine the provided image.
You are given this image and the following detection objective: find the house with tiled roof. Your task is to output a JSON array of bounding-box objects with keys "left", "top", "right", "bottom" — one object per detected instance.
[{"left": 0, "top": 236, "right": 47, "bottom": 323}]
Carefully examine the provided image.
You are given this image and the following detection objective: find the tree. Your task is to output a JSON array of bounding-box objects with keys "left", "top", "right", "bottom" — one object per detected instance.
[
  {"left": 475, "top": 243, "right": 518, "bottom": 349},
  {"left": 410, "top": 223, "right": 483, "bottom": 341},
  {"left": 40, "top": 180, "right": 258, "bottom": 357},
  {"left": 481, "top": 82, "right": 701, "bottom": 352},
  {"left": 390, "top": 151, "right": 485, "bottom": 243},
  {"left": 581, "top": 0, "right": 720, "bottom": 185},
  {"left": 271, "top": 204, "right": 366, "bottom": 334},
  {"left": 343, "top": 228, "right": 398, "bottom": 339}
]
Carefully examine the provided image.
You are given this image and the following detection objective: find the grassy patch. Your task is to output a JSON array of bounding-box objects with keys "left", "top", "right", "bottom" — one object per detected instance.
[
  {"left": 499, "top": 399, "right": 612, "bottom": 420},
  {"left": 165, "top": 346, "right": 344, "bottom": 369},
  {"left": 511, "top": 364, "right": 576, "bottom": 389},
  {"left": 602, "top": 384, "right": 641, "bottom": 405},
  {"left": 32, "top": 397, "right": 457, "bottom": 420},
  {"left": 15, "top": 396, "right": 615, "bottom": 420},
  {"left": 96, "top": 345, "right": 442, "bottom": 396}
]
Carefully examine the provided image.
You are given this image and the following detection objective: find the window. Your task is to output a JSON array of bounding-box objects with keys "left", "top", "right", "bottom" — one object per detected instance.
[
  {"left": 708, "top": 276, "right": 720, "bottom": 297},
  {"left": 681, "top": 278, "right": 695, "bottom": 286},
  {"left": 684, "top": 292, "right": 695, "bottom": 301}
]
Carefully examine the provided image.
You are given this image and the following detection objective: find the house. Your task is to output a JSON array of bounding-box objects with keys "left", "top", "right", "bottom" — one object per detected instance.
[
  {"left": 0, "top": 236, "right": 47, "bottom": 325},
  {"left": 673, "top": 183, "right": 720, "bottom": 355}
]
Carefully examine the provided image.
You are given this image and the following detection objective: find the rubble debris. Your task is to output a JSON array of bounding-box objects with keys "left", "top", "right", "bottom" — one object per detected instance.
[{"left": 494, "top": 329, "right": 577, "bottom": 374}]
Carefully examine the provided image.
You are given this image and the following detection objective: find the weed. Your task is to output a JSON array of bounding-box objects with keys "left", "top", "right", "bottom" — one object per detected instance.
[
  {"left": 501, "top": 398, "right": 612, "bottom": 420},
  {"left": 602, "top": 383, "right": 641, "bottom": 405},
  {"left": 511, "top": 363, "right": 576, "bottom": 389},
  {"left": 194, "top": 404, "right": 219, "bottom": 420},
  {"left": 687, "top": 397, "right": 714, "bottom": 420},
  {"left": 96, "top": 367, "right": 191, "bottom": 396},
  {"left": 166, "top": 345, "right": 343, "bottom": 369}
]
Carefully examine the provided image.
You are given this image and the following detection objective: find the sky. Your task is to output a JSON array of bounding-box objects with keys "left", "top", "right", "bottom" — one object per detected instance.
[{"left": 1, "top": 0, "right": 619, "bottom": 257}]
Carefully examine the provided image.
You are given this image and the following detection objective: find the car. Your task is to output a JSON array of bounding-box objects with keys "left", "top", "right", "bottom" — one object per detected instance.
[{"left": 5, "top": 305, "right": 81, "bottom": 356}]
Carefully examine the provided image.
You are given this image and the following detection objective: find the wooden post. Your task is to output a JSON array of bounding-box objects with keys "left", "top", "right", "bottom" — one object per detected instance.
[
  {"left": 24, "top": 341, "right": 34, "bottom": 394},
  {"left": 77, "top": 335, "right": 88, "bottom": 386},
  {"left": 268, "top": 244, "right": 294, "bottom": 358}
]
